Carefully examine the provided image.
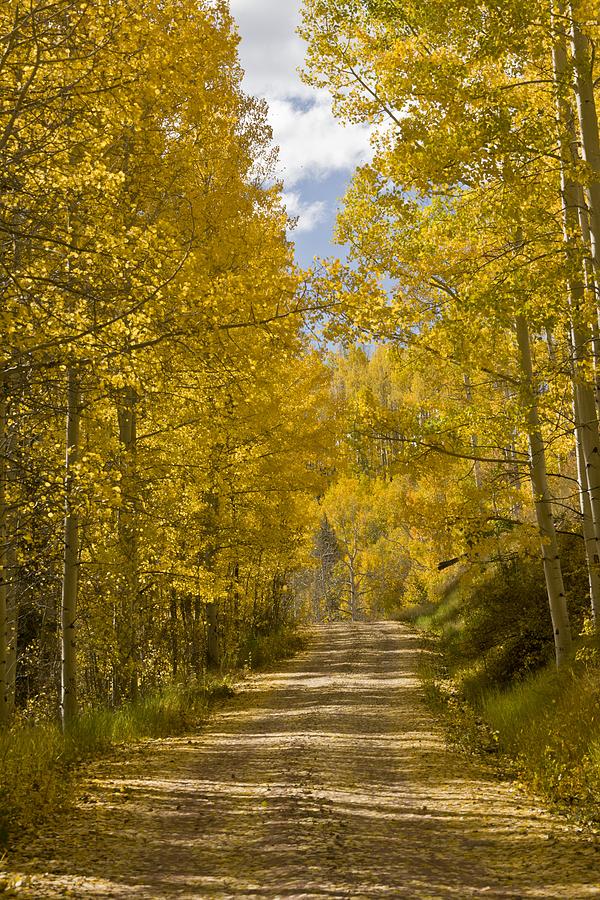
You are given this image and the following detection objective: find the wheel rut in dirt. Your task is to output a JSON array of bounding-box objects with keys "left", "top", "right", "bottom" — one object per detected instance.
[{"left": 5, "top": 622, "right": 600, "bottom": 898}]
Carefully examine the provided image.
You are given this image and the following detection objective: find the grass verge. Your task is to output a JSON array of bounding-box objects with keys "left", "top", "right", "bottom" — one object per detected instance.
[
  {"left": 0, "top": 625, "right": 308, "bottom": 849},
  {"left": 481, "top": 663, "right": 600, "bottom": 823},
  {"left": 237, "top": 625, "right": 308, "bottom": 670},
  {"left": 405, "top": 592, "right": 600, "bottom": 827},
  {"left": 0, "top": 675, "right": 234, "bottom": 849}
]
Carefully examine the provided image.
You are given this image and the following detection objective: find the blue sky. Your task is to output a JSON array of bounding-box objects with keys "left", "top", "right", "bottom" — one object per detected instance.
[{"left": 228, "top": 0, "right": 372, "bottom": 269}]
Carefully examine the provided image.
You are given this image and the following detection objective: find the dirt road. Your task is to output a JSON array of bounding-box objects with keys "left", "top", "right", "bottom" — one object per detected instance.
[{"left": 5, "top": 623, "right": 600, "bottom": 898}]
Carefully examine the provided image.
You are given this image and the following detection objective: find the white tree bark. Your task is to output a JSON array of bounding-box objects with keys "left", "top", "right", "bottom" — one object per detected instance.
[
  {"left": 574, "top": 390, "right": 600, "bottom": 621},
  {"left": 573, "top": 376, "right": 600, "bottom": 550},
  {"left": 203, "top": 490, "right": 220, "bottom": 669},
  {"left": 463, "top": 374, "right": 482, "bottom": 489},
  {"left": 5, "top": 539, "right": 17, "bottom": 718},
  {"left": 0, "top": 373, "right": 17, "bottom": 724},
  {"left": 347, "top": 547, "right": 358, "bottom": 621},
  {"left": 553, "top": 15, "right": 600, "bottom": 624},
  {"left": 206, "top": 600, "right": 219, "bottom": 668},
  {"left": 515, "top": 316, "right": 572, "bottom": 667},
  {"left": 569, "top": 8, "right": 600, "bottom": 284},
  {"left": 0, "top": 376, "right": 10, "bottom": 726},
  {"left": 61, "top": 368, "right": 80, "bottom": 728},
  {"left": 4, "top": 413, "right": 17, "bottom": 721},
  {"left": 116, "top": 387, "right": 140, "bottom": 699}
]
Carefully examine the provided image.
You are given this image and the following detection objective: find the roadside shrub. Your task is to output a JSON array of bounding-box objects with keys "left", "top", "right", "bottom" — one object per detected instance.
[
  {"left": 414, "top": 536, "right": 600, "bottom": 823},
  {"left": 415, "top": 536, "right": 590, "bottom": 696},
  {"left": 482, "top": 661, "right": 600, "bottom": 821},
  {"left": 237, "top": 626, "right": 307, "bottom": 670}
]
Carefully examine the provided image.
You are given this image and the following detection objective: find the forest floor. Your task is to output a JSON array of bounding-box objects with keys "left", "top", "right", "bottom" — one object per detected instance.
[{"left": 2, "top": 622, "right": 600, "bottom": 899}]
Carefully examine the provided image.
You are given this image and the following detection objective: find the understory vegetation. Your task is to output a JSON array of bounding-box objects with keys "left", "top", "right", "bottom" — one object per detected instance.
[
  {"left": 0, "top": 676, "right": 231, "bottom": 848},
  {"left": 405, "top": 551, "right": 600, "bottom": 826}
]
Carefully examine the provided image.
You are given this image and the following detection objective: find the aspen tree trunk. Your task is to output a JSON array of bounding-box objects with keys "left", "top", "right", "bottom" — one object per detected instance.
[
  {"left": 553, "top": 16, "right": 600, "bottom": 623},
  {"left": 577, "top": 196, "right": 600, "bottom": 412},
  {"left": 573, "top": 377, "right": 600, "bottom": 539},
  {"left": 574, "top": 390, "right": 600, "bottom": 620},
  {"left": 227, "top": 560, "right": 241, "bottom": 665},
  {"left": 571, "top": 162, "right": 599, "bottom": 312},
  {"left": 463, "top": 373, "right": 482, "bottom": 489},
  {"left": 192, "top": 595, "right": 202, "bottom": 677},
  {"left": 1, "top": 384, "right": 19, "bottom": 721},
  {"left": 5, "top": 541, "right": 17, "bottom": 718},
  {"left": 61, "top": 367, "right": 80, "bottom": 728},
  {"left": 347, "top": 546, "right": 358, "bottom": 621},
  {"left": 0, "top": 376, "right": 10, "bottom": 726},
  {"left": 169, "top": 588, "right": 178, "bottom": 678},
  {"left": 566, "top": 9, "right": 600, "bottom": 411},
  {"left": 349, "top": 568, "right": 357, "bottom": 621},
  {"left": 566, "top": 304, "right": 600, "bottom": 608},
  {"left": 3, "top": 399, "right": 17, "bottom": 721},
  {"left": 203, "top": 490, "right": 220, "bottom": 669},
  {"left": 569, "top": 9, "right": 600, "bottom": 281},
  {"left": 593, "top": 323, "right": 600, "bottom": 417},
  {"left": 515, "top": 316, "right": 572, "bottom": 667},
  {"left": 206, "top": 601, "right": 219, "bottom": 668},
  {"left": 552, "top": 0, "right": 600, "bottom": 404},
  {"left": 116, "top": 387, "right": 139, "bottom": 700},
  {"left": 3, "top": 246, "right": 22, "bottom": 722}
]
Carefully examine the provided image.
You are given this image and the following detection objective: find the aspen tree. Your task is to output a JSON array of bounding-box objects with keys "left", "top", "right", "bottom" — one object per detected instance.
[
  {"left": 569, "top": 3, "right": 600, "bottom": 284},
  {"left": 115, "top": 387, "right": 139, "bottom": 700},
  {"left": 0, "top": 377, "right": 9, "bottom": 725},
  {"left": 203, "top": 486, "right": 220, "bottom": 670},
  {"left": 61, "top": 369, "right": 80, "bottom": 727},
  {"left": 574, "top": 388, "right": 600, "bottom": 617},
  {"left": 552, "top": 9, "right": 600, "bottom": 622},
  {"left": 516, "top": 316, "right": 572, "bottom": 666},
  {"left": 0, "top": 373, "right": 18, "bottom": 724},
  {"left": 0, "top": 0, "right": 331, "bottom": 715}
]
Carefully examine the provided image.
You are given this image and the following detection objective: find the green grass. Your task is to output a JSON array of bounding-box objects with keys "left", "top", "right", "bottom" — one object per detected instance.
[
  {"left": 481, "top": 661, "right": 600, "bottom": 821},
  {"left": 412, "top": 576, "right": 600, "bottom": 825},
  {"left": 417, "top": 648, "right": 502, "bottom": 760},
  {"left": 401, "top": 584, "right": 464, "bottom": 635},
  {"left": 236, "top": 625, "right": 308, "bottom": 670}
]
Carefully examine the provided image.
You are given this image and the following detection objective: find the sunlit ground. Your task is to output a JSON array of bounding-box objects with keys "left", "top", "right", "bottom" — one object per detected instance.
[{"left": 4, "top": 623, "right": 600, "bottom": 898}]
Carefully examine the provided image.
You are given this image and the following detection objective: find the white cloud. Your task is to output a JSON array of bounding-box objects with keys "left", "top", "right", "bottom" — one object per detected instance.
[
  {"left": 282, "top": 191, "right": 327, "bottom": 233},
  {"left": 270, "top": 94, "right": 372, "bottom": 187},
  {"left": 229, "top": 0, "right": 309, "bottom": 100},
  {"left": 229, "top": 0, "right": 372, "bottom": 188}
]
